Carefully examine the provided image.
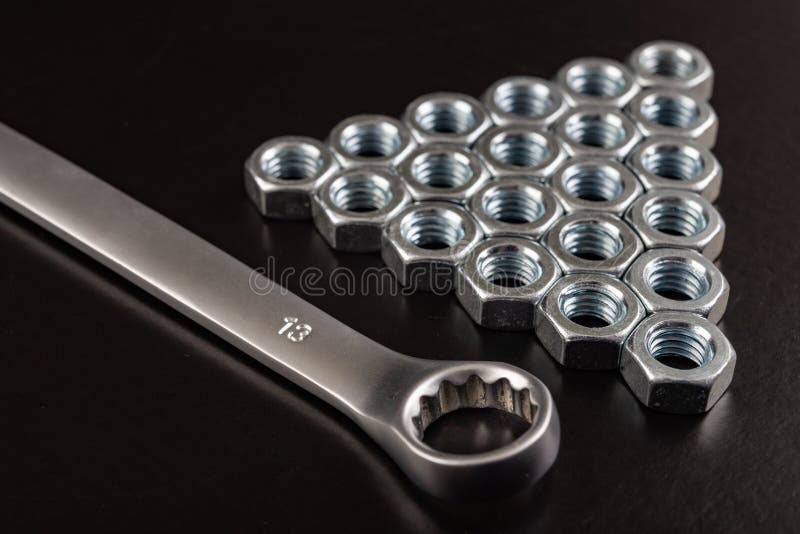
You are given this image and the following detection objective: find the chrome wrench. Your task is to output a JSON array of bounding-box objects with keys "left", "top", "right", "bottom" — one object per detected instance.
[{"left": 0, "top": 123, "right": 559, "bottom": 499}]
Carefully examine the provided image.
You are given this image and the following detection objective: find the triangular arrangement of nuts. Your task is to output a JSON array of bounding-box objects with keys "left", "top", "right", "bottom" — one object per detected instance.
[{"left": 245, "top": 41, "right": 734, "bottom": 415}]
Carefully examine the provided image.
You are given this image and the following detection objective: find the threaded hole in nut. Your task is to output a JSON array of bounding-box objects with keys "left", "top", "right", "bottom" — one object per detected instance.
[
  {"left": 566, "top": 64, "right": 626, "bottom": 97},
  {"left": 644, "top": 197, "right": 708, "bottom": 236},
  {"left": 639, "top": 47, "right": 698, "bottom": 78},
  {"left": 564, "top": 113, "right": 626, "bottom": 148},
  {"left": 490, "top": 132, "right": 551, "bottom": 167},
  {"left": 329, "top": 173, "right": 393, "bottom": 213},
  {"left": 645, "top": 257, "right": 711, "bottom": 301},
  {"left": 562, "top": 162, "right": 624, "bottom": 201},
  {"left": 646, "top": 323, "right": 714, "bottom": 369},
  {"left": 414, "top": 99, "right": 477, "bottom": 134},
  {"left": 493, "top": 80, "right": 555, "bottom": 117},
  {"left": 482, "top": 185, "right": 546, "bottom": 224},
  {"left": 641, "top": 94, "right": 700, "bottom": 128},
  {"left": 401, "top": 208, "right": 466, "bottom": 250},
  {"left": 411, "top": 151, "right": 474, "bottom": 189},
  {"left": 340, "top": 122, "right": 402, "bottom": 158},
  {"left": 559, "top": 283, "right": 627, "bottom": 328},
  {"left": 261, "top": 144, "right": 324, "bottom": 181},
  {"left": 641, "top": 144, "right": 704, "bottom": 180},
  {"left": 477, "top": 245, "right": 543, "bottom": 288},
  {"left": 560, "top": 220, "right": 624, "bottom": 261}
]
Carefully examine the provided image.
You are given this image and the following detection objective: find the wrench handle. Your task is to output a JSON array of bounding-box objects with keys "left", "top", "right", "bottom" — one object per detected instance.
[{"left": 0, "top": 123, "right": 422, "bottom": 418}]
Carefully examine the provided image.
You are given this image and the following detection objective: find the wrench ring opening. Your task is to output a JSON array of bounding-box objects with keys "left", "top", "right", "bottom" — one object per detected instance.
[{"left": 389, "top": 362, "right": 560, "bottom": 499}]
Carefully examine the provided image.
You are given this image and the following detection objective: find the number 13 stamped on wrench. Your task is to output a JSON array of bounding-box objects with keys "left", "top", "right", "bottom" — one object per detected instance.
[{"left": 0, "top": 124, "right": 559, "bottom": 499}]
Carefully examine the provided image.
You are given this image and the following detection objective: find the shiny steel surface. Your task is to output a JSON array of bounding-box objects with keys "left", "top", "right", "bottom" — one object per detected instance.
[{"left": 0, "top": 123, "right": 559, "bottom": 500}]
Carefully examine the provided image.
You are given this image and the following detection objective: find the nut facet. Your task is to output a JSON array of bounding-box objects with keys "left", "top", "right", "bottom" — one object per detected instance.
[
  {"left": 555, "top": 57, "right": 640, "bottom": 109},
  {"left": 403, "top": 92, "right": 492, "bottom": 146},
  {"left": 627, "top": 41, "right": 714, "bottom": 100},
  {"left": 551, "top": 157, "right": 643, "bottom": 216},
  {"left": 482, "top": 76, "right": 570, "bottom": 129},
  {"left": 625, "top": 189, "right": 725, "bottom": 260},
  {"left": 626, "top": 136, "right": 722, "bottom": 202},
  {"left": 543, "top": 212, "right": 644, "bottom": 278},
  {"left": 398, "top": 144, "right": 490, "bottom": 204},
  {"left": 535, "top": 273, "right": 646, "bottom": 369},
  {"left": 382, "top": 202, "right": 483, "bottom": 293},
  {"left": 468, "top": 178, "right": 563, "bottom": 240},
  {"left": 244, "top": 136, "right": 339, "bottom": 220},
  {"left": 311, "top": 167, "right": 411, "bottom": 253},
  {"left": 456, "top": 238, "right": 561, "bottom": 331},
  {"left": 620, "top": 312, "right": 735, "bottom": 413},
  {"left": 624, "top": 248, "right": 729, "bottom": 323},
  {"left": 554, "top": 106, "right": 642, "bottom": 160},
  {"left": 474, "top": 125, "right": 567, "bottom": 180},
  {"left": 627, "top": 88, "right": 718, "bottom": 148},
  {"left": 328, "top": 114, "right": 416, "bottom": 169}
]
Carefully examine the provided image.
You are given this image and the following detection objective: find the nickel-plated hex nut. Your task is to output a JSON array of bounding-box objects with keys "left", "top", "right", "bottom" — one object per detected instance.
[
  {"left": 627, "top": 41, "right": 714, "bottom": 100},
  {"left": 535, "top": 273, "right": 646, "bottom": 369},
  {"left": 543, "top": 212, "right": 644, "bottom": 278},
  {"left": 626, "top": 136, "right": 722, "bottom": 202},
  {"left": 402, "top": 92, "right": 492, "bottom": 146},
  {"left": 244, "top": 136, "right": 339, "bottom": 220},
  {"left": 555, "top": 57, "right": 640, "bottom": 109},
  {"left": 311, "top": 167, "right": 411, "bottom": 253},
  {"left": 620, "top": 311, "right": 735, "bottom": 413},
  {"left": 328, "top": 114, "right": 416, "bottom": 169},
  {"left": 382, "top": 202, "right": 483, "bottom": 293},
  {"left": 482, "top": 76, "right": 570, "bottom": 129},
  {"left": 554, "top": 106, "right": 642, "bottom": 160},
  {"left": 468, "top": 178, "right": 563, "bottom": 240},
  {"left": 474, "top": 125, "right": 567, "bottom": 180},
  {"left": 456, "top": 238, "right": 561, "bottom": 331},
  {"left": 626, "top": 88, "right": 718, "bottom": 148},
  {"left": 625, "top": 189, "right": 725, "bottom": 260},
  {"left": 551, "top": 157, "right": 643, "bottom": 216},
  {"left": 624, "top": 248, "right": 729, "bottom": 323},
  {"left": 398, "top": 144, "right": 490, "bottom": 204}
]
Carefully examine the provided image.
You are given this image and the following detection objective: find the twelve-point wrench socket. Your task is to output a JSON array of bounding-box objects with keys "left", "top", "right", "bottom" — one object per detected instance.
[{"left": 0, "top": 124, "right": 559, "bottom": 500}]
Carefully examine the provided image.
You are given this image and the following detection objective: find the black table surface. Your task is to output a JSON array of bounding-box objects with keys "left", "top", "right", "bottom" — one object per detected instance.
[{"left": 2, "top": 2, "right": 799, "bottom": 532}]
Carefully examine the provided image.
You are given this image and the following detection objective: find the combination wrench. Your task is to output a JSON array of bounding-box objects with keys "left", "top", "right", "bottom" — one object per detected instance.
[{"left": 0, "top": 123, "right": 559, "bottom": 499}]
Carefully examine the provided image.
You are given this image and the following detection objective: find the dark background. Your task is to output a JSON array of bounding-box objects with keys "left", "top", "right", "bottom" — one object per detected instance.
[{"left": 1, "top": 1, "right": 798, "bottom": 532}]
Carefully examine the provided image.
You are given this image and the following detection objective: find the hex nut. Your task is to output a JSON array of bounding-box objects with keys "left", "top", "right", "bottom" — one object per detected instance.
[
  {"left": 535, "top": 273, "right": 646, "bottom": 369},
  {"left": 625, "top": 189, "right": 725, "bottom": 260},
  {"left": 402, "top": 92, "right": 492, "bottom": 146},
  {"left": 244, "top": 136, "right": 339, "bottom": 220},
  {"left": 468, "top": 178, "right": 563, "bottom": 240},
  {"left": 398, "top": 144, "right": 490, "bottom": 204},
  {"left": 482, "top": 76, "right": 570, "bottom": 129},
  {"left": 474, "top": 125, "right": 567, "bottom": 180},
  {"left": 311, "top": 167, "right": 411, "bottom": 253},
  {"left": 327, "top": 114, "right": 416, "bottom": 169},
  {"left": 627, "top": 41, "right": 714, "bottom": 100},
  {"left": 554, "top": 106, "right": 642, "bottom": 160},
  {"left": 555, "top": 57, "right": 640, "bottom": 109},
  {"left": 620, "top": 312, "right": 735, "bottom": 413},
  {"left": 626, "top": 88, "right": 718, "bottom": 148},
  {"left": 456, "top": 238, "right": 561, "bottom": 331},
  {"left": 382, "top": 202, "right": 483, "bottom": 293},
  {"left": 551, "top": 157, "right": 643, "bottom": 216},
  {"left": 543, "top": 212, "right": 644, "bottom": 278},
  {"left": 626, "top": 136, "right": 722, "bottom": 202},
  {"left": 624, "top": 248, "right": 729, "bottom": 323}
]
